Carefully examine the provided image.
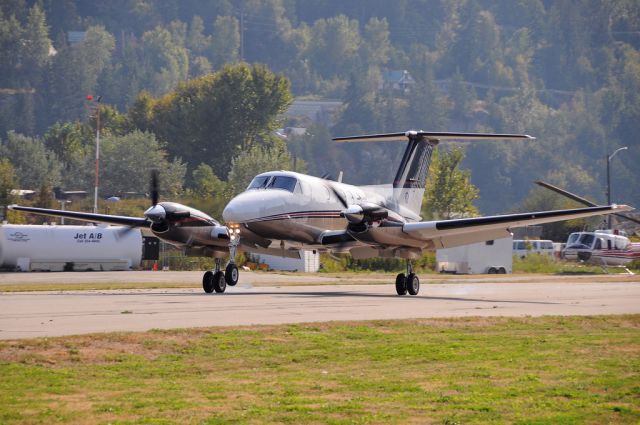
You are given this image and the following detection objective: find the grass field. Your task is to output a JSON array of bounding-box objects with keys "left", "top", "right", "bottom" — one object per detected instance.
[{"left": 1, "top": 315, "right": 638, "bottom": 424}]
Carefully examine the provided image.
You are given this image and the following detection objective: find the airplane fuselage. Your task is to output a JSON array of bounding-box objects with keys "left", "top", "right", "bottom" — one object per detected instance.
[{"left": 222, "top": 171, "right": 380, "bottom": 246}]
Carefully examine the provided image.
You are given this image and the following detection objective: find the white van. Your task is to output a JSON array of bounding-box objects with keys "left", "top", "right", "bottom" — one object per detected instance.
[{"left": 513, "top": 239, "right": 555, "bottom": 259}]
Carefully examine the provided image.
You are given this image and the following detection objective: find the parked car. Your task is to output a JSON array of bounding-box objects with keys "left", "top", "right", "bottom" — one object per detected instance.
[{"left": 513, "top": 239, "right": 555, "bottom": 259}]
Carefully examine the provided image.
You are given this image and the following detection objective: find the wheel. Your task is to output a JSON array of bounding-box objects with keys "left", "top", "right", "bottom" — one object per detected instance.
[
  {"left": 498, "top": 267, "right": 506, "bottom": 274},
  {"left": 225, "top": 263, "right": 239, "bottom": 286},
  {"left": 395, "top": 273, "right": 407, "bottom": 295},
  {"left": 213, "top": 271, "right": 226, "bottom": 293},
  {"left": 407, "top": 273, "right": 420, "bottom": 296},
  {"left": 202, "top": 271, "right": 214, "bottom": 293},
  {"left": 487, "top": 267, "right": 497, "bottom": 274}
]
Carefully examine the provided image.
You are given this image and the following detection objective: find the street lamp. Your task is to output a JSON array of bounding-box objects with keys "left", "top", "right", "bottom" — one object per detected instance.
[{"left": 606, "top": 146, "right": 628, "bottom": 228}]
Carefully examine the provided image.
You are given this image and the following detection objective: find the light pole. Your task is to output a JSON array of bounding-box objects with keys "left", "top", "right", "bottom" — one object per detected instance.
[
  {"left": 58, "top": 200, "right": 71, "bottom": 225},
  {"left": 606, "top": 146, "right": 628, "bottom": 228}
]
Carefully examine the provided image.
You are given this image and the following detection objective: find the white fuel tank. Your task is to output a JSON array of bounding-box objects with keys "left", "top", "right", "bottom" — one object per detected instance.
[{"left": 0, "top": 224, "right": 142, "bottom": 271}]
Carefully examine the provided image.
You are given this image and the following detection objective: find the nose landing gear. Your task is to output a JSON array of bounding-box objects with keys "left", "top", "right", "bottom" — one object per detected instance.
[{"left": 202, "top": 224, "right": 242, "bottom": 294}]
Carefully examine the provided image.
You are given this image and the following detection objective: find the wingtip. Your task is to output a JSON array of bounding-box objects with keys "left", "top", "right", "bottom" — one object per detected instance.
[
  {"left": 612, "top": 204, "right": 634, "bottom": 212},
  {"left": 7, "top": 204, "right": 17, "bottom": 210}
]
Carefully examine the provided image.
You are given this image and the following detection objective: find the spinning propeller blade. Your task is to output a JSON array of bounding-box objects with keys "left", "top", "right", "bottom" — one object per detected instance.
[{"left": 150, "top": 170, "right": 159, "bottom": 206}]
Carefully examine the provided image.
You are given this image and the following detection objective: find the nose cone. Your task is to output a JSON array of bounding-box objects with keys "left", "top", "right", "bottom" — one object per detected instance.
[
  {"left": 223, "top": 190, "right": 287, "bottom": 223},
  {"left": 144, "top": 204, "right": 166, "bottom": 222},
  {"left": 223, "top": 194, "right": 253, "bottom": 223}
]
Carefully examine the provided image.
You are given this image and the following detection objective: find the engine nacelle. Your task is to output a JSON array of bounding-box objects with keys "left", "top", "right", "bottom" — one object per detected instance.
[
  {"left": 341, "top": 203, "right": 388, "bottom": 224},
  {"left": 211, "top": 226, "right": 230, "bottom": 240}
]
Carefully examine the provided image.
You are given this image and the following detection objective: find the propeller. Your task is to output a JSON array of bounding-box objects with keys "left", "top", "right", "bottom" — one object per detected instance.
[
  {"left": 144, "top": 170, "right": 190, "bottom": 231},
  {"left": 150, "top": 169, "right": 159, "bottom": 206},
  {"left": 324, "top": 181, "right": 389, "bottom": 230},
  {"left": 535, "top": 180, "right": 640, "bottom": 226},
  {"left": 325, "top": 182, "right": 348, "bottom": 209}
]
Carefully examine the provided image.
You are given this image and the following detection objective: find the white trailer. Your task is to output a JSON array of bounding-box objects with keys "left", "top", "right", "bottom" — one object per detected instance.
[
  {"left": 436, "top": 236, "right": 513, "bottom": 274},
  {"left": 0, "top": 224, "right": 142, "bottom": 271}
]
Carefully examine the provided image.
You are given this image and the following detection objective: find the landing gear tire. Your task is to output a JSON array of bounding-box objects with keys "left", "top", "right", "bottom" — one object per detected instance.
[
  {"left": 203, "top": 271, "right": 214, "bottom": 293},
  {"left": 395, "top": 273, "right": 407, "bottom": 296},
  {"left": 407, "top": 273, "right": 420, "bottom": 296},
  {"left": 488, "top": 267, "right": 497, "bottom": 274},
  {"left": 498, "top": 267, "right": 506, "bottom": 274},
  {"left": 225, "top": 263, "right": 239, "bottom": 286},
  {"left": 213, "top": 271, "right": 226, "bottom": 293}
]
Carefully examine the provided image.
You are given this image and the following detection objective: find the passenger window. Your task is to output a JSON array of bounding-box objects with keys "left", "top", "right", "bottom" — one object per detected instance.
[{"left": 594, "top": 239, "right": 602, "bottom": 250}]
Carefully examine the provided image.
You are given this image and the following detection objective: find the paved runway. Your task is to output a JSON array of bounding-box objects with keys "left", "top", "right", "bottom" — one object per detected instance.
[{"left": 1, "top": 275, "right": 639, "bottom": 339}]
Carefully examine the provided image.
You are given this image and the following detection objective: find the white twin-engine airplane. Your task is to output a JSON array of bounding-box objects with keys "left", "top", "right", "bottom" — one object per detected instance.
[{"left": 9, "top": 130, "right": 634, "bottom": 295}]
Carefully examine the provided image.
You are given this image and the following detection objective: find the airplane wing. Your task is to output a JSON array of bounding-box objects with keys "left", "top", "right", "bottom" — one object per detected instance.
[
  {"left": 333, "top": 131, "right": 534, "bottom": 143},
  {"left": 401, "top": 205, "right": 633, "bottom": 249},
  {"left": 8, "top": 205, "right": 151, "bottom": 227}
]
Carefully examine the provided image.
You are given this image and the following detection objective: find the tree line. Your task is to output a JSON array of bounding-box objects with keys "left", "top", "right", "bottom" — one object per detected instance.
[{"left": 0, "top": 0, "right": 638, "bottom": 224}]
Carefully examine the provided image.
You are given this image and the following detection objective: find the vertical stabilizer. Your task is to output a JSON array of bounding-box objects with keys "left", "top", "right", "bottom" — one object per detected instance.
[{"left": 391, "top": 136, "right": 437, "bottom": 218}]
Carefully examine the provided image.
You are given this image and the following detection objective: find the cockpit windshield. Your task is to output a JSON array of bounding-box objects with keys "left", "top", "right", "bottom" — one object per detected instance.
[
  {"left": 246, "top": 175, "right": 298, "bottom": 193},
  {"left": 267, "top": 176, "right": 297, "bottom": 192},
  {"left": 567, "top": 233, "right": 595, "bottom": 249},
  {"left": 247, "top": 176, "right": 269, "bottom": 190}
]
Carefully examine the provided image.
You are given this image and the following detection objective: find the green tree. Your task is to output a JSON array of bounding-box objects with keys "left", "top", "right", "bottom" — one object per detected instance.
[
  {"left": 422, "top": 148, "right": 479, "bottom": 220},
  {"left": 45, "top": 25, "right": 115, "bottom": 125},
  {"left": 0, "top": 131, "right": 61, "bottom": 189},
  {"left": 191, "top": 163, "right": 226, "bottom": 198},
  {"left": 0, "top": 158, "right": 17, "bottom": 219},
  {"left": 359, "top": 17, "right": 390, "bottom": 68},
  {"left": 307, "top": 15, "right": 361, "bottom": 79},
  {"left": 130, "top": 63, "right": 292, "bottom": 179},
  {"left": 43, "top": 121, "right": 94, "bottom": 189},
  {"left": 20, "top": 4, "right": 51, "bottom": 85},
  {"left": 209, "top": 16, "right": 239, "bottom": 69},
  {"left": 0, "top": 11, "right": 24, "bottom": 86},
  {"left": 140, "top": 26, "right": 189, "bottom": 95},
  {"left": 187, "top": 15, "right": 211, "bottom": 55},
  {"left": 227, "top": 143, "right": 297, "bottom": 195},
  {"left": 99, "top": 131, "right": 186, "bottom": 198}
]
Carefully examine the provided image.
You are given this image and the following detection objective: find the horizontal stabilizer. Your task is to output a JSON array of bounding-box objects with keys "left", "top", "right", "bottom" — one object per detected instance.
[{"left": 333, "top": 130, "right": 534, "bottom": 143}]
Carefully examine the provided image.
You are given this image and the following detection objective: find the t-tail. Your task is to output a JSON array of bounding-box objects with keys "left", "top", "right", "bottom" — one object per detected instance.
[{"left": 333, "top": 130, "right": 534, "bottom": 220}]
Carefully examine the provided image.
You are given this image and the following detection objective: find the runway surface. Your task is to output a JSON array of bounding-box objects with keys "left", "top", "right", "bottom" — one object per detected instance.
[{"left": 1, "top": 273, "right": 639, "bottom": 339}]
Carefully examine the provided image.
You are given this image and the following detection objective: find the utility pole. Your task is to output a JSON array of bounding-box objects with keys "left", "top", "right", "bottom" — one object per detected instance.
[
  {"left": 240, "top": 8, "right": 245, "bottom": 61},
  {"left": 87, "top": 95, "right": 102, "bottom": 214},
  {"left": 606, "top": 146, "right": 628, "bottom": 229}
]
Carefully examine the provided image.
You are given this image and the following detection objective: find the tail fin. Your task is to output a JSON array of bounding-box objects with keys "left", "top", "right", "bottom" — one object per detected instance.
[
  {"left": 334, "top": 130, "right": 533, "bottom": 219},
  {"left": 391, "top": 138, "right": 436, "bottom": 217}
]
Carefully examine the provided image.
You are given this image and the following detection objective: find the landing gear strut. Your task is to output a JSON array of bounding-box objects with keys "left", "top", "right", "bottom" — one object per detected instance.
[
  {"left": 395, "top": 260, "right": 420, "bottom": 296},
  {"left": 225, "top": 231, "right": 240, "bottom": 286},
  {"left": 202, "top": 225, "right": 242, "bottom": 294}
]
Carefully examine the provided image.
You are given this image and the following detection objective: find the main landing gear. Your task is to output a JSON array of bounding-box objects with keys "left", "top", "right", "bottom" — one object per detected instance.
[
  {"left": 203, "top": 226, "right": 241, "bottom": 294},
  {"left": 395, "top": 260, "right": 420, "bottom": 296}
]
